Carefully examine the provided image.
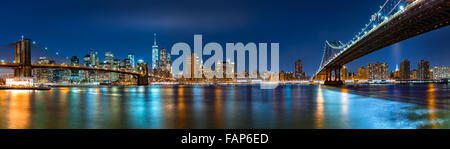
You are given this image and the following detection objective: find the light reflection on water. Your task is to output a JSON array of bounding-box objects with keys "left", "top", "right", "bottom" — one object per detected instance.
[{"left": 0, "top": 84, "right": 448, "bottom": 129}]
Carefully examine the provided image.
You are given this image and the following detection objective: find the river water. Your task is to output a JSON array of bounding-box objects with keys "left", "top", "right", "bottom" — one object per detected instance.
[{"left": 0, "top": 84, "right": 448, "bottom": 129}]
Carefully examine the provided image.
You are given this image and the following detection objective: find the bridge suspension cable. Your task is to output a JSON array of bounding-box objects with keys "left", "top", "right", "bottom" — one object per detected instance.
[{"left": 30, "top": 41, "right": 71, "bottom": 65}]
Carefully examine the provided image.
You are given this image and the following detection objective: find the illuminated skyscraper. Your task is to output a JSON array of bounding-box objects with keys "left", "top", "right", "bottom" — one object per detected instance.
[
  {"left": 166, "top": 52, "right": 171, "bottom": 73},
  {"left": 411, "top": 69, "right": 418, "bottom": 80},
  {"left": 127, "top": 53, "right": 135, "bottom": 69},
  {"left": 341, "top": 65, "right": 348, "bottom": 80},
  {"left": 105, "top": 52, "right": 114, "bottom": 64},
  {"left": 35, "top": 57, "right": 51, "bottom": 83},
  {"left": 89, "top": 50, "right": 99, "bottom": 67},
  {"left": 152, "top": 33, "right": 159, "bottom": 70},
  {"left": 159, "top": 48, "right": 166, "bottom": 71},
  {"left": 432, "top": 66, "right": 449, "bottom": 79},
  {"left": 186, "top": 53, "right": 201, "bottom": 80},
  {"left": 368, "top": 62, "right": 388, "bottom": 80}
]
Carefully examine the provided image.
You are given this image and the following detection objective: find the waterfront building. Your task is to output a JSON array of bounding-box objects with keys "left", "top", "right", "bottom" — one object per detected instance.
[
  {"left": 105, "top": 52, "right": 114, "bottom": 64},
  {"left": 432, "top": 66, "right": 449, "bottom": 79},
  {"left": 295, "top": 59, "right": 304, "bottom": 79},
  {"left": 418, "top": 60, "right": 430, "bottom": 79},
  {"left": 341, "top": 65, "right": 348, "bottom": 80},
  {"left": 90, "top": 50, "right": 99, "bottom": 67},
  {"left": 410, "top": 69, "right": 418, "bottom": 80},
  {"left": 225, "top": 59, "right": 235, "bottom": 79},
  {"left": 390, "top": 70, "right": 400, "bottom": 79},
  {"left": 83, "top": 54, "right": 91, "bottom": 67},
  {"left": 159, "top": 48, "right": 167, "bottom": 71},
  {"left": 356, "top": 66, "right": 369, "bottom": 80},
  {"left": 400, "top": 60, "right": 410, "bottom": 79},
  {"left": 367, "top": 62, "right": 388, "bottom": 80}
]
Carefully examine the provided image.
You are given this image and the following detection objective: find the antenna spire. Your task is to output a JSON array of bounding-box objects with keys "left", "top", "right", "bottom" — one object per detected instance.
[{"left": 153, "top": 33, "right": 157, "bottom": 46}]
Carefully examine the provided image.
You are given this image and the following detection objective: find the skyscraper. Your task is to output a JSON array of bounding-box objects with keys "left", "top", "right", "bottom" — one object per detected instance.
[
  {"left": 294, "top": 59, "right": 303, "bottom": 79},
  {"left": 89, "top": 50, "right": 99, "bottom": 67},
  {"left": 83, "top": 54, "right": 91, "bottom": 67},
  {"left": 71, "top": 56, "right": 79, "bottom": 66},
  {"left": 186, "top": 53, "right": 201, "bottom": 80},
  {"left": 166, "top": 52, "right": 171, "bottom": 73},
  {"left": 400, "top": 60, "right": 410, "bottom": 79},
  {"left": 367, "top": 62, "right": 388, "bottom": 80},
  {"left": 105, "top": 52, "right": 114, "bottom": 64},
  {"left": 411, "top": 69, "right": 418, "bottom": 80},
  {"left": 418, "top": 60, "right": 430, "bottom": 79},
  {"left": 152, "top": 33, "right": 159, "bottom": 70},
  {"left": 127, "top": 53, "right": 135, "bottom": 69},
  {"left": 159, "top": 48, "right": 167, "bottom": 71}
]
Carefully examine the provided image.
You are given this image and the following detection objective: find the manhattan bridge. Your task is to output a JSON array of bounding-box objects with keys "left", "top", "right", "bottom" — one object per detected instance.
[{"left": 314, "top": 0, "right": 449, "bottom": 85}]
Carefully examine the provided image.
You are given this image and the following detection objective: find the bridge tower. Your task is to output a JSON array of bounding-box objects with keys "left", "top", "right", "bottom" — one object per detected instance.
[
  {"left": 14, "top": 39, "right": 32, "bottom": 77},
  {"left": 137, "top": 62, "right": 149, "bottom": 85}
]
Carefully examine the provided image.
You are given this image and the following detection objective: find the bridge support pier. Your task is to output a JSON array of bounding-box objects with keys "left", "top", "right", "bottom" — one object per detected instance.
[
  {"left": 14, "top": 39, "right": 32, "bottom": 77},
  {"left": 324, "top": 66, "right": 344, "bottom": 86}
]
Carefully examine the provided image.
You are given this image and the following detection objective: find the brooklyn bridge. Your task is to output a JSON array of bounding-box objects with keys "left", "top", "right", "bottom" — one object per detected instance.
[{"left": 0, "top": 38, "right": 173, "bottom": 85}]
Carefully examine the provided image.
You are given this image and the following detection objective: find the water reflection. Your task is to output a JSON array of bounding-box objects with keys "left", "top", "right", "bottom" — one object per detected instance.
[
  {"left": 0, "top": 84, "right": 448, "bottom": 129},
  {"left": 340, "top": 87, "right": 349, "bottom": 128},
  {"left": 315, "top": 86, "right": 324, "bottom": 129},
  {"left": 7, "top": 90, "right": 31, "bottom": 129},
  {"left": 427, "top": 84, "right": 437, "bottom": 128}
]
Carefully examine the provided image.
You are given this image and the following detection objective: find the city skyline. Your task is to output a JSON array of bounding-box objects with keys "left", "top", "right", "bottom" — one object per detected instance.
[{"left": 0, "top": 0, "right": 448, "bottom": 76}]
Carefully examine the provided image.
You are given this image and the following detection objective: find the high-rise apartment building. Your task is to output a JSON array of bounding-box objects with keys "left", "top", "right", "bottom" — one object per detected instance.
[
  {"left": 367, "top": 62, "right": 388, "bottom": 80},
  {"left": 418, "top": 60, "right": 430, "bottom": 79},
  {"left": 400, "top": 59, "right": 410, "bottom": 79}
]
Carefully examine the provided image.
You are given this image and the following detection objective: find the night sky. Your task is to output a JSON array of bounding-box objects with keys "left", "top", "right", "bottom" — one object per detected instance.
[{"left": 0, "top": 0, "right": 448, "bottom": 75}]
